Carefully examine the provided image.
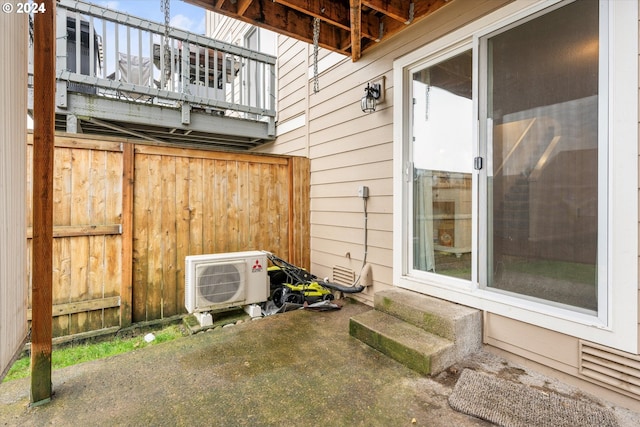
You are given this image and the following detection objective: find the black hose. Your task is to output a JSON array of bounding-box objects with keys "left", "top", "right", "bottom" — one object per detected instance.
[{"left": 320, "top": 281, "right": 364, "bottom": 294}]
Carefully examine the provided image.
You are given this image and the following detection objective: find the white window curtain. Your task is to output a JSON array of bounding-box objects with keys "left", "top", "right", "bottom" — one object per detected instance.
[{"left": 413, "top": 169, "right": 435, "bottom": 272}]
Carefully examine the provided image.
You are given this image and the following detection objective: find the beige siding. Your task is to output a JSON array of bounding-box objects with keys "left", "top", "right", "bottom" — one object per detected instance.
[
  {"left": 484, "top": 314, "right": 580, "bottom": 373},
  {"left": 259, "top": 36, "right": 308, "bottom": 156},
  {"left": 206, "top": 11, "right": 252, "bottom": 44},
  {"left": 0, "top": 9, "right": 28, "bottom": 378},
  {"left": 265, "top": 125, "right": 307, "bottom": 157},
  {"left": 276, "top": 39, "right": 307, "bottom": 124}
]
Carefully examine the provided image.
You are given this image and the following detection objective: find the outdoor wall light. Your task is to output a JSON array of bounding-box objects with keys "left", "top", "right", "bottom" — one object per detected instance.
[{"left": 361, "top": 82, "right": 381, "bottom": 113}]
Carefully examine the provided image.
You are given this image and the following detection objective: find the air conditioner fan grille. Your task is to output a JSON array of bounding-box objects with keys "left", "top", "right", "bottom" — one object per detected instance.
[{"left": 197, "top": 263, "right": 242, "bottom": 304}]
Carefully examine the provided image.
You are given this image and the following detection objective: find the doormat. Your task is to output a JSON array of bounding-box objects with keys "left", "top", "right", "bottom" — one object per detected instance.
[{"left": 448, "top": 369, "right": 618, "bottom": 427}]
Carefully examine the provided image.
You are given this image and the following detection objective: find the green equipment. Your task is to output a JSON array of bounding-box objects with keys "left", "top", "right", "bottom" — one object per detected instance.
[{"left": 264, "top": 251, "right": 363, "bottom": 308}]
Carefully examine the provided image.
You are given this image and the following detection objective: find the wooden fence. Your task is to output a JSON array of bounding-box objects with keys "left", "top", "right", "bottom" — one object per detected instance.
[{"left": 26, "top": 133, "right": 310, "bottom": 337}]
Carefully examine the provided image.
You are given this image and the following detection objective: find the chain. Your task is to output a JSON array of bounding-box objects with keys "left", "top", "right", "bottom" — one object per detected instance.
[
  {"left": 312, "top": 17, "right": 320, "bottom": 94},
  {"left": 407, "top": 2, "right": 415, "bottom": 24},
  {"left": 425, "top": 69, "right": 430, "bottom": 121},
  {"left": 161, "top": 0, "right": 171, "bottom": 89}
]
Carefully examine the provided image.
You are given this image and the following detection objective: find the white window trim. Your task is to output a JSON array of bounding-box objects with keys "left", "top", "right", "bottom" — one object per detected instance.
[{"left": 393, "top": 0, "right": 638, "bottom": 353}]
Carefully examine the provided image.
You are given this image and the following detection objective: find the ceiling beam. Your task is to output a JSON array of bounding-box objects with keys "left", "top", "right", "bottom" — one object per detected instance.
[
  {"left": 275, "top": 0, "right": 380, "bottom": 41},
  {"left": 375, "top": 0, "right": 450, "bottom": 44},
  {"left": 350, "top": 0, "right": 362, "bottom": 62},
  {"left": 189, "top": 0, "right": 351, "bottom": 55},
  {"left": 275, "top": 0, "right": 351, "bottom": 31},
  {"left": 236, "top": 0, "right": 253, "bottom": 16},
  {"left": 364, "top": 0, "right": 411, "bottom": 24}
]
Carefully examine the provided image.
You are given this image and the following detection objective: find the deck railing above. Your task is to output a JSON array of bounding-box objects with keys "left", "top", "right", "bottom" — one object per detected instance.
[{"left": 42, "top": 0, "right": 276, "bottom": 128}]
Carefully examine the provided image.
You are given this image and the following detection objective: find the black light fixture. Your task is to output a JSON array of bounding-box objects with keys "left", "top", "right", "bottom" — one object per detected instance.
[{"left": 361, "top": 82, "right": 381, "bottom": 113}]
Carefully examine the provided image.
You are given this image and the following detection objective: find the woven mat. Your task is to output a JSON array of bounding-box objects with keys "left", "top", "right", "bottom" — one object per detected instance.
[{"left": 448, "top": 369, "right": 618, "bottom": 427}]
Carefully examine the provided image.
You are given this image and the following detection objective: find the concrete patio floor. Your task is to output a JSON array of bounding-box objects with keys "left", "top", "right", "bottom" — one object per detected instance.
[{"left": 1, "top": 299, "right": 639, "bottom": 426}]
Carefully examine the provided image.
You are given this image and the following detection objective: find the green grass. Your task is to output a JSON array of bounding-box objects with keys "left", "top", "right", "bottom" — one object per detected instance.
[
  {"left": 3, "top": 324, "right": 187, "bottom": 383},
  {"left": 505, "top": 259, "right": 596, "bottom": 285}
]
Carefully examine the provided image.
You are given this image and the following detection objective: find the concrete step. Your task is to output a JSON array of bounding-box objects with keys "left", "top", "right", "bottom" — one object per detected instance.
[
  {"left": 374, "top": 288, "right": 482, "bottom": 358},
  {"left": 349, "top": 309, "right": 456, "bottom": 376}
]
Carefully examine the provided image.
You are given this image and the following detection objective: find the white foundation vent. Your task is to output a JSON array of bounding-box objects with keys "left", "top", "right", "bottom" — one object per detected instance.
[
  {"left": 332, "top": 265, "right": 355, "bottom": 286},
  {"left": 579, "top": 341, "right": 640, "bottom": 399}
]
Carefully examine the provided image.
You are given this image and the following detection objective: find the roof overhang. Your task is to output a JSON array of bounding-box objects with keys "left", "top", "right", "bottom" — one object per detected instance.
[{"left": 185, "top": 0, "right": 453, "bottom": 61}]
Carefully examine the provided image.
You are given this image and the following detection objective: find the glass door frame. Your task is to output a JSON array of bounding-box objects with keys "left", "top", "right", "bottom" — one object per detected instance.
[{"left": 402, "top": 39, "right": 479, "bottom": 291}]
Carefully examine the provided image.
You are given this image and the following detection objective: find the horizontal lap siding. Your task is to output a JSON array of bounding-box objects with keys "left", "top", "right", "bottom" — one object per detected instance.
[
  {"left": 277, "top": 41, "right": 307, "bottom": 120},
  {"left": 262, "top": 36, "right": 308, "bottom": 156},
  {"left": 270, "top": 127, "right": 307, "bottom": 157},
  {"left": 484, "top": 314, "right": 580, "bottom": 371},
  {"left": 308, "top": 73, "right": 394, "bottom": 305}
]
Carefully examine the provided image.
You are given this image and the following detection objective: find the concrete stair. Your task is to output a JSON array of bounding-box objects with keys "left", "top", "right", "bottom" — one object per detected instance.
[{"left": 349, "top": 288, "right": 482, "bottom": 376}]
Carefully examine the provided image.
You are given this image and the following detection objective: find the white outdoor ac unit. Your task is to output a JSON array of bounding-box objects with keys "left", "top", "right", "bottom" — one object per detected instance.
[{"left": 185, "top": 251, "right": 268, "bottom": 313}]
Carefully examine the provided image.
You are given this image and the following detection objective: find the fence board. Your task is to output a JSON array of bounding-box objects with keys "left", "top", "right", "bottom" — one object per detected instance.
[
  {"left": 291, "top": 157, "right": 310, "bottom": 269},
  {"left": 146, "top": 154, "right": 164, "bottom": 321},
  {"left": 203, "top": 159, "right": 217, "bottom": 253},
  {"left": 49, "top": 133, "right": 122, "bottom": 152},
  {"left": 87, "top": 234, "right": 104, "bottom": 331},
  {"left": 257, "top": 164, "right": 270, "bottom": 251},
  {"left": 276, "top": 163, "right": 289, "bottom": 253},
  {"left": 237, "top": 162, "right": 250, "bottom": 250},
  {"left": 120, "top": 143, "right": 134, "bottom": 327},
  {"left": 52, "top": 238, "right": 71, "bottom": 336},
  {"left": 106, "top": 151, "right": 122, "bottom": 222},
  {"left": 136, "top": 144, "right": 288, "bottom": 164},
  {"left": 27, "top": 225, "right": 121, "bottom": 238},
  {"left": 175, "top": 156, "right": 190, "bottom": 316},
  {"left": 90, "top": 149, "right": 107, "bottom": 224},
  {"left": 249, "top": 163, "right": 262, "bottom": 250},
  {"left": 27, "top": 296, "right": 120, "bottom": 319},
  {"left": 132, "top": 154, "right": 150, "bottom": 323},
  {"left": 214, "top": 160, "right": 228, "bottom": 252},
  {"left": 53, "top": 147, "right": 72, "bottom": 226},
  {"left": 68, "top": 147, "right": 91, "bottom": 335},
  {"left": 189, "top": 158, "right": 204, "bottom": 256},
  {"left": 161, "top": 156, "right": 178, "bottom": 317},
  {"left": 69, "top": 235, "right": 89, "bottom": 335}
]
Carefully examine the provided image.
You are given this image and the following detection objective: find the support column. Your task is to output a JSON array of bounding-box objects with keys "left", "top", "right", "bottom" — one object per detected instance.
[{"left": 31, "top": 0, "right": 55, "bottom": 406}]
